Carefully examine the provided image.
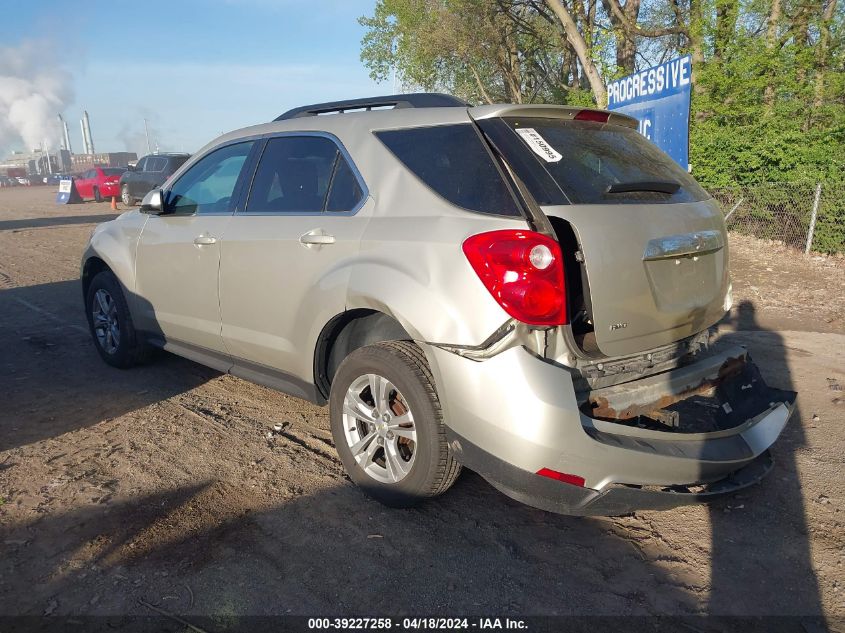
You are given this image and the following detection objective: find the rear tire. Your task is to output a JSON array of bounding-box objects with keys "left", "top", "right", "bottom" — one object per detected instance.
[
  {"left": 85, "top": 270, "right": 152, "bottom": 368},
  {"left": 121, "top": 185, "right": 133, "bottom": 206},
  {"left": 330, "top": 341, "right": 461, "bottom": 507},
  {"left": 93, "top": 187, "right": 102, "bottom": 203}
]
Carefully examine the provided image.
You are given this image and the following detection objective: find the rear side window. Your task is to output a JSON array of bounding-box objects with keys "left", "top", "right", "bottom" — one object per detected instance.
[
  {"left": 246, "top": 136, "right": 364, "bottom": 213},
  {"left": 146, "top": 157, "right": 167, "bottom": 172},
  {"left": 167, "top": 156, "right": 189, "bottom": 172},
  {"left": 376, "top": 124, "right": 520, "bottom": 216},
  {"left": 486, "top": 117, "right": 708, "bottom": 205}
]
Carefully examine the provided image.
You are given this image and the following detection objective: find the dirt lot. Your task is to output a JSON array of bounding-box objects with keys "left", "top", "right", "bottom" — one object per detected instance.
[{"left": 0, "top": 187, "right": 843, "bottom": 625}]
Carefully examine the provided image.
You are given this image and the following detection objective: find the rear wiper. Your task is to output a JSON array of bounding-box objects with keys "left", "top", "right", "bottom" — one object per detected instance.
[{"left": 605, "top": 180, "right": 681, "bottom": 195}]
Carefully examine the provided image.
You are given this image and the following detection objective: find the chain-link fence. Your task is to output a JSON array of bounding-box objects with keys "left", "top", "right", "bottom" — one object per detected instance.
[{"left": 708, "top": 182, "right": 845, "bottom": 255}]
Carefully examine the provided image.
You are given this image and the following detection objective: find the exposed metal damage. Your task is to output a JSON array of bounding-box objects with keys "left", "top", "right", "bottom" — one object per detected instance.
[{"left": 581, "top": 345, "right": 796, "bottom": 434}]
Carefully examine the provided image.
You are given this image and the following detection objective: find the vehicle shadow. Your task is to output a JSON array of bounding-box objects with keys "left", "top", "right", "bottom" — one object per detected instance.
[
  {"left": 0, "top": 214, "right": 120, "bottom": 232},
  {"left": 1, "top": 465, "right": 830, "bottom": 629},
  {"left": 1, "top": 474, "right": 698, "bottom": 620},
  {"left": 0, "top": 279, "right": 216, "bottom": 452},
  {"left": 708, "top": 301, "right": 824, "bottom": 619}
]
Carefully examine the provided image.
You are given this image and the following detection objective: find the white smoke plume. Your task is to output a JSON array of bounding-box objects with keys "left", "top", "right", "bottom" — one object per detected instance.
[
  {"left": 0, "top": 41, "right": 74, "bottom": 154},
  {"left": 117, "top": 109, "right": 164, "bottom": 158}
]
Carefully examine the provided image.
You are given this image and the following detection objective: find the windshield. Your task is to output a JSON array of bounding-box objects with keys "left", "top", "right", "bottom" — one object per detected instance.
[{"left": 478, "top": 117, "right": 708, "bottom": 205}]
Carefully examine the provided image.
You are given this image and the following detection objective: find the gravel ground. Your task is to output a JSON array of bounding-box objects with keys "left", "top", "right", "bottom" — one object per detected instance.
[{"left": 0, "top": 187, "right": 842, "bottom": 625}]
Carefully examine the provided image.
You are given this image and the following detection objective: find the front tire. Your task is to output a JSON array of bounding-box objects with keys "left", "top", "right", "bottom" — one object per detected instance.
[
  {"left": 121, "top": 185, "right": 133, "bottom": 206},
  {"left": 85, "top": 270, "right": 152, "bottom": 368},
  {"left": 330, "top": 341, "right": 461, "bottom": 507}
]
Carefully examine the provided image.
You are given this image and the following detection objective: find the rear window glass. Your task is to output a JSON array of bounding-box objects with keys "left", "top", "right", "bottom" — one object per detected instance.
[
  {"left": 102, "top": 168, "right": 125, "bottom": 176},
  {"left": 375, "top": 124, "right": 520, "bottom": 216},
  {"left": 488, "top": 117, "right": 708, "bottom": 205}
]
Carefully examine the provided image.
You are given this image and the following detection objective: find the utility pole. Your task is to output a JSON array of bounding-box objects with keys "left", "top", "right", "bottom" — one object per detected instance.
[{"left": 143, "top": 118, "right": 152, "bottom": 154}]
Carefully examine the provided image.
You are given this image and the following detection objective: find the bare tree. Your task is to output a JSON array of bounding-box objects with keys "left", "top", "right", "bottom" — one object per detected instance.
[{"left": 543, "top": 0, "right": 608, "bottom": 105}]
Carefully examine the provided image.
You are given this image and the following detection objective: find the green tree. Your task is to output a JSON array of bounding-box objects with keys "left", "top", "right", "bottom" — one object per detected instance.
[{"left": 359, "top": 0, "right": 845, "bottom": 186}]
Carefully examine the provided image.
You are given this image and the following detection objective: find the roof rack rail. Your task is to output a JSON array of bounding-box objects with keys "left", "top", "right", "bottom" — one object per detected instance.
[{"left": 273, "top": 93, "right": 470, "bottom": 121}]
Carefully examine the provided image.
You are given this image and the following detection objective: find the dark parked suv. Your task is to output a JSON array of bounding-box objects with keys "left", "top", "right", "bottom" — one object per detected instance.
[{"left": 119, "top": 153, "right": 190, "bottom": 205}]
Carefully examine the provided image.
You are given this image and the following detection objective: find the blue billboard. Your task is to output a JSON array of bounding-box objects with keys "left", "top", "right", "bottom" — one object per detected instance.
[{"left": 606, "top": 55, "right": 692, "bottom": 170}]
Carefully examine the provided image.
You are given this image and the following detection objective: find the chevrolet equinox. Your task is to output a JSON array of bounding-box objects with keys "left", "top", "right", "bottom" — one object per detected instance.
[{"left": 81, "top": 93, "right": 796, "bottom": 515}]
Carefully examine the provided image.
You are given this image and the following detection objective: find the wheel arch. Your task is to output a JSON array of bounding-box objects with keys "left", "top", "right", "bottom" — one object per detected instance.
[
  {"left": 80, "top": 241, "right": 137, "bottom": 313},
  {"left": 314, "top": 309, "right": 413, "bottom": 402},
  {"left": 81, "top": 255, "right": 113, "bottom": 301}
]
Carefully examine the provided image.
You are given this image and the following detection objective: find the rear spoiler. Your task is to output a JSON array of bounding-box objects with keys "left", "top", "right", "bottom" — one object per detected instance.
[{"left": 469, "top": 104, "right": 638, "bottom": 129}]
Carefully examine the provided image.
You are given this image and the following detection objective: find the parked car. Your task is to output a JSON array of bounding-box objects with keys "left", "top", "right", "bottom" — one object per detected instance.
[
  {"left": 46, "top": 173, "right": 69, "bottom": 186},
  {"left": 73, "top": 167, "right": 126, "bottom": 202},
  {"left": 81, "top": 93, "right": 796, "bottom": 515},
  {"left": 16, "top": 176, "right": 31, "bottom": 186},
  {"left": 0, "top": 176, "right": 17, "bottom": 187},
  {"left": 119, "top": 153, "right": 190, "bottom": 205}
]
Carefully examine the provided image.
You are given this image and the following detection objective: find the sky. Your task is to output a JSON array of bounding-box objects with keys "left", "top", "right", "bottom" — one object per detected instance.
[{"left": 0, "top": 0, "right": 386, "bottom": 158}]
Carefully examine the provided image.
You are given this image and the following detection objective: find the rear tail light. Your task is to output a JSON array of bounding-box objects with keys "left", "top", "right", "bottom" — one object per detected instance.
[
  {"left": 573, "top": 110, "right": 609, "bottom": 123},
  {"left": 462, "top": 230, "right": 567, "bottom": 326}
]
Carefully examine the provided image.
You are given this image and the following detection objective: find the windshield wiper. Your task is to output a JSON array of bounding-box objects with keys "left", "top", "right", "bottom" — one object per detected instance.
[{"left": 605, "top": 180, "right": 681, "bottom": 195}]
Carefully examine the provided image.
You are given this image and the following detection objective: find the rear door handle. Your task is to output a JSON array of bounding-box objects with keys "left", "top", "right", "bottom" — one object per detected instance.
[
  {"left": 194, "top": 235, "right": 217, "bottom": 245},
  {"left": 642, "top": 230, "right": 723, "bottom": 261},
  {"left": 299, "top": 230, "right": 336, "bottom": 246}
]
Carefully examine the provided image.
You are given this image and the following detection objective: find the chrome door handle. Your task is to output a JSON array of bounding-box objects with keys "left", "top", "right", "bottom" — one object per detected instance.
[
  {"left": 193, "top": 235, "right": 217, "bottom": 245},
  {"left": 299, "top": 230, "right": 336, "bottom": 245}
]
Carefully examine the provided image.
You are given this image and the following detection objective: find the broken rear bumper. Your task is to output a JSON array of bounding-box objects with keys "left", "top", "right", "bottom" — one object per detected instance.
[
  {"left": 425, "top": 342, "right": 795, "bottom": 516},
  {"left": 452, "top": 431, "right": 775, "bottom": 516}
]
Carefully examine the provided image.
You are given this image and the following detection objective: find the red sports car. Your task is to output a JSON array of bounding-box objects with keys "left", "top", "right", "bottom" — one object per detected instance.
[{"left": 74, "top": 167, "right": 127, "bottom": 202}]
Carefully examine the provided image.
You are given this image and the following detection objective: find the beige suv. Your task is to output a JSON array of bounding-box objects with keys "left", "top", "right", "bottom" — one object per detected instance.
[{"left": 82, "top": 93, "right": 795, "bottom": 515}]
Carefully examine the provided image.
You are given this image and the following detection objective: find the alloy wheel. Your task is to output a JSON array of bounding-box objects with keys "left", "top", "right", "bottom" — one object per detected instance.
[
  {"left": 342, "top": 373, "right": 417, "bottom": 484},
  {"left": 91, "top": 289, "right": 120, "bottom": 354}
]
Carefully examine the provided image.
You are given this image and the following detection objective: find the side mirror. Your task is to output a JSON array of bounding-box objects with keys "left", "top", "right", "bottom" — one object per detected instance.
[{"left": 140, "top": 189, "right": 166, "bottom": 215}]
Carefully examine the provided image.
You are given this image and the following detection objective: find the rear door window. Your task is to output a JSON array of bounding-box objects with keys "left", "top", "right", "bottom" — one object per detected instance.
[
  {"left": 325, "top": 157, "right": 363, "bottom": 212},
  {"left": 245, "top": 136, "right": 364, "bottom": 214},
  {"left": 375, "top": 124, "right": 520, "bottom": 216},
  {"left": 478, "top": 117, "right": 708, "bottom": 205}
]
